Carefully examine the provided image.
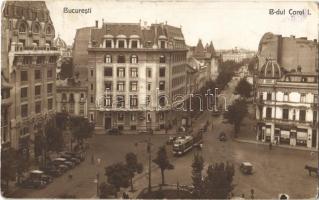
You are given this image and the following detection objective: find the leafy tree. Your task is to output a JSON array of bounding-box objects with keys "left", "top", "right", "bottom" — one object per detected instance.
[
  {"left": 16, "top": 151, "right": 31, "bottom": 184},
  {"left": 1, "top": 148, "right": 17, "bottom": 193},
  {"left": 99, "top": 182, "right": 117, "bottom": 198},
  {"left": 104, "top": 162, "right": 130, "bottom": 195},
  {"left": 45, "top": 123, "right": 64, "bottom": 153},
  {"left": 55, "top": 112, "right": 69, "bottom": 130},
  {"left": 153, "top": 146, "right": 174, "bottom": 185},
  {"left": 224, "top": 99, "right": 248, "bottom": 138},
  {"left": 70, "top": 116, "right": 94, "bottom": 147},
  {"left": 234, "top": 78, "right": 252, "bottom": 98},
  {"left": 202, "top": 162, "right": 235, "bottom": 199},
  {"left": 125, "top": 152, "right": 143, "bottom": 191},
  {"left": 192, "top": 153, "right": 204, "bottom": 198}
]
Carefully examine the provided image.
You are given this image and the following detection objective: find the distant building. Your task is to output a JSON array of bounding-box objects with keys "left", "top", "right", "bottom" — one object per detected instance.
[
  {"left": 54, "top": 35, "right": 72, "bottom": 79},
  {"left": 1, "top": 1, "right": 59, "bottom": 159},
  {"left": 255, "top": 59, "right": 318, "bottom": 149},
  {"left": 56, "top": 78, "right": 88, "bottom": 118},
  {"left": 258, "top": 32, "right": 318, "bottom": 73},
  {"left": 86, "top": 21, "right": 188, "bottom": 131},
  {"left": 220, "top": 47, "right": 255, "bottom": 63}
]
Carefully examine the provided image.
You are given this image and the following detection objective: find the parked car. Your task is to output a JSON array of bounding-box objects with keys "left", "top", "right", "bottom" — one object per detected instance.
[
  {"left": 240, "top": 162, "right": 253, "bottom": 175},
  {"left": 64, "top": 151, "right": 85, "bottom": 161},
  {"left": 60, "top": 154, "right": 81, "bottom": 165},
  {"left": 107, "top": 128, "right": 122, "bottom": 135},
  {"left": 29, "top": 170, "right": 53, "bottom": 184},
  {"left": 20, "top": 177, "right": 46, "bottom": 189},
  {"left": 219, "top": 132, "right": 227, "bottom": 141},
  {"left": 40, "top": 165, "right": 62, "bottom": 177},
  {"left": 52, "top": 158, "right": 75, "bottom": 169},
  {"left": 138, "top": 128, "right": 153, "bottom": 134},
  {"left": 167, "top": 136, "right": 177, "bottom": 145}
]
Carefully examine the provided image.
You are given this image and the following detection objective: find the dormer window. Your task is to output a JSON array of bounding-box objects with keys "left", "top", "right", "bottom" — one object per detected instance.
[
  {"left": 131, "top": 40, "right": 138, "bottom": 48},
  {"left": 131, "top": 55, "right": 138, "bottom": 64},
  {"left": 105, "top": 40, "right": 112, "bottom": 48},
  {"left": 33, "top": 23, "right": 40, "bottom": 33},
  {"left": 118, "top": 40, "right": 125, "bottom": 48},
  {"left": 105, "top": 55, "right": 112, "bottom": 63},
  {"left": 46, "top": 25, "right": 52, "bottom": 35}
]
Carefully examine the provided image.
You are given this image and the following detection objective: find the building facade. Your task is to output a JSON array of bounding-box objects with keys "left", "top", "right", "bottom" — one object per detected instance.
[
  {"left": 220, "top": 47, "right": 255, "bottom": 63},
  {"left": 255, "top": 59, "right": 318, "bottom": 149},
  {"left": 86, "top": 21, "right": 188, "bottom": 131},
  {"left": 1, "top": 1, "right": 59, "bottom": 159}
]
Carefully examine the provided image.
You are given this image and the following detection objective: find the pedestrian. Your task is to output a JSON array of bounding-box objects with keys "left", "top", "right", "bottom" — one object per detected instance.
[
  {"left": 211, "top": 121, "right": 214, "bottom": 130},
  {"left": 269, "top": 142, "right": 272, "bottom": 150},
  {"left": 68, "top": 173, "right": 73, "bottom": 180}
]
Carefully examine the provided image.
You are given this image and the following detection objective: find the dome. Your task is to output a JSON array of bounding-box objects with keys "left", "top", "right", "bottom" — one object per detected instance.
[
  {"left": 259, "top": 58, "right": 282, "bottom": 79},
  {"left": 53, "top": 35, "right": 67, "bottom": 49}
]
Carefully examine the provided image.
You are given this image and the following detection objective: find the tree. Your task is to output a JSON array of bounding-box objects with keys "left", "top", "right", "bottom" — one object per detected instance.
[
  {"left": 125, "top": 153, "right": 143, "bottom": 191},
  {"left": 104, "top": 162, "right": 130, "bottom": 195},
  {"left": 192, "top": 153, "right": 204, "bottom": 198},
  {"left": 45, "top": 123, "right": 64, "bottom": 153},
  {"left": 1, "top": 148, "right": 17, "bottom": 194},
  {"left": 234, "top": 78, "right": 252, "bottom": 98},
  {"left": 202, "top": 162, "right": 235, "bottom": 199},
  {"left": 224, "top": 99, "right": 248, "bottom": 138},
  {"left": 153, "top": 146, "right": 174, "bottom": 185},
  {"left": 70, "top": 116, "right": 94, "bottom": 147},
  {"left": 60, "top": 57, "right": 74, "bottom": 80},
  {"left": 99, "top": 182, "right": 117, "bottom": 198}
]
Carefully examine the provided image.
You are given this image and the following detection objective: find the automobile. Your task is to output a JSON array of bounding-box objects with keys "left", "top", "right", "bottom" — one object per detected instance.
[
  {"left": 219, "top": 132, "right": 227, "bottom": 141},
  {"left": 64, "top": 151, "right": 85, "bottom": 161},
  {"left": 138, "top": 128, "right": 153, "bottom": 134},
  {"left": 166, "top": 136, "right": 177, "bottom": 145},
  {"left": 29, "top": 170, "right": 53, "bottom": 184},
  {"left": 52, "top": 158, "right": 75, "bottom": 169},
  {"left": 107, "top": 128, "right": 122, "bottom": 135},
  {"left": 60, "top": 154, "right": 81, "bottom": 165},
  {"left": 19, "top": 177, "right": 46, "bottom": 189},
  {"left": 240, "top": 162, "right": 253, "bottom": 175},
  {"left": 40, "top": 165, "right": 62, "bottom": 177}
]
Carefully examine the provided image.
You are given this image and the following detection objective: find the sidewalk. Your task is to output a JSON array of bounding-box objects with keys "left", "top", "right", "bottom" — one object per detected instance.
[{"left": 234, "top": 138, "right": 318, "bottom": 152}]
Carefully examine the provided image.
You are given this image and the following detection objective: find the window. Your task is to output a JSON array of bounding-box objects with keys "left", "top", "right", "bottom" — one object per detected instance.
[
  {"left": 266, "top": 107, "right": 272, "bottom": 119},
  {"left": 21, "top": 71, "right": 28, "bottom": 82},
  {"left": 21, "top": 104, "right": 28, "bottom": 118},
  {"left": 46, "top": 25, "right": 52, "bottom": 34},
  {"left": 20, "top": 127, "right": 29, "bottom": 136},
  {"left": 130, "top": 68, "right": 138, "bottom": 78},
  {"left": 283, "top": 92, "right": 288, "bottom": 101},
  {"left": 47, "top": 83, "right": 53, "bottom": 94},
  {"left": 19, "top": 23, "right": 27, "bottom": 33},
  {"left": 91, "top": 96, "right": 94, "bottom": 103},
  {"left": 131, "top": 40, "right": 138, "bottom": 48},
  {"left": 105, "top": 55, "right": 112, "bottom": 63},
  {"left": 33, "top": 40, "right": 39, "bottom": 46},
  {"left": 159, "top": 67, "right": 165, "bottom": 77},
  {"left": 117, "top": 82, "right": 125, "bottom": 92},
  {"left": 116, "top": 95, "right": 125, "bottom": 108},
  {"left": 159, "top": 55, "right": 165, "bottom": 63},
  {"left": 69, "top": 93, "right": 75, "bottom": 103},
  {"left": 160, "top": 41, "right": 165, "bottom": 48},
  {"left": 283, "top": 109, "right": 289, "bottom": 120},
  {"left": 35, "top": 101, "right": 41, "bottom": 113},
  {"left": 147, "top": 83, "right": 151, "bottom": 91},
  {"left": 105, "top": 81, "right": 112, "bottom": 91},
  {"left": 266, "top": 92, "right": 272, "bottom": 101},
  {"left": 131, "top": 113, "right": 136, "bottom": 121},
  {"left": 299, "top": 110, "right": 306, "bottom": 121},
  {"left": 118, "top": 113, "right": 124, "bottom": 121},
  {"left": 117, "top": 68, "right": 125, "bottom": 77},
  {"left": 105, "top": 95, "right": 112, "bottom": 107},
  {"left": 91, "top": 84, "right": 94, "bottom": 91},
  {"left": 36, "top": 56, "right": 45, "bottom": 64},
  {"left": 118, "top": 55, "right": 125, "bottom": 63},
  {"left": 292, "top": 109, "right": 296, "bottom": 120},
  {"left": 33, "top": 23, "right": 40, "bottom": 33},
  {"left": 313, "top": 111, "right": 317, "bottom": 123},
  {"left": 118, "top": 40, "right": 125, "bottom": 48},
  {"left": 35, "top": 69, "right": 41, "bottom": 80},
  {"left": 130, "top": 95, "right": 138, "bottom": 108},
  {"left": 90, "top": 70, "right": 94, "bottom": 77},
  {"left": 21, "top": 87, "right": 28, "bottom": 98},
  {"left": 159, "top": 95, "right": 166, "bottom": 107},
  {"left": 146, "top": 68, "right": 152, "bottom": 78},
  {"left": 300, "top": 93, "right": 306, "bottom": 103},
  {"left": 314, "top": 95, "right": 318, "bottom": 103},
  {"left": 35, "top": 85, "right": 41, "bottom": 96},
  {"left": 147, "top": 113, "right": 152, "bottom": 122},
  {"left": 47, "top": 69, "right": 53, "bottom": 78},
  {"left": 130, "top": 81, "right": 138, "bottom": 92},
  {"left": 105, "top": 40, "right": 112, "bottom": 48},
  {"left": 159, "top": 81, "right": 165, "bottom": 91},
  {"left": 23, "top": 57, "right": 32, "bottom": 65},
  {"left": 104, "top": 68, "right": 113, "bottom": 76},
  {"left": 160, "top": 112, "right": 164, "bottom": 120},
  {"left": 49, "top": 56, "right": 56, "bottom": 63},
  {"left": 146, "top": 95, "right": 151, "bottom": 106},
  {"left": 131, "top": 55, "right": 138, "bottom": 64},
  {"left": 48, "top": 98, "right": 53, "bottom": 110}
]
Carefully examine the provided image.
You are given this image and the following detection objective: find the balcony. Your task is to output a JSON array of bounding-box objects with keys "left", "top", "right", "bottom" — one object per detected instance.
[
  {"left": 9, "top": 42, "right": 59, "bottom": 55},
  {"left": 258, "top": 117, "right": 314, "bottom": 127}
]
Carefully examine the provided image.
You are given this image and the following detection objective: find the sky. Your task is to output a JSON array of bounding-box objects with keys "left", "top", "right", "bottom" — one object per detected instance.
[{"left": 46, "top": 0, "right": 318, "bottom": 50}]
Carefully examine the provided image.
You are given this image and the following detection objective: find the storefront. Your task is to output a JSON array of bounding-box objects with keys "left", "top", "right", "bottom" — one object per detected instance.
[{"left": 296, "top": 128, "right": 308, "bottom": 146}]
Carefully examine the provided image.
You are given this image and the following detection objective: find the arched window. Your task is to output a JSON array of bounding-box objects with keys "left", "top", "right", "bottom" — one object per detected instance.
[
  {"left": 33, "top": 23, "right": 40, "bottom": 33},
  {"left": 19, "top": 22, "right": 27, "bottom": 33},
  {"left": 69, "top": 93, "right": 75, "bottom": 103},
  {"left": 131, "top": 55, "right": 138, "bottom": 64},
  {"left": 104, "top": 55, "right": 112, "bottom": 63},
  {"left": 118, "top": 55, "right": 125, "bottom": 63},
  {"left": 46, "top": 25, "right": 52, "bottom": 34}
]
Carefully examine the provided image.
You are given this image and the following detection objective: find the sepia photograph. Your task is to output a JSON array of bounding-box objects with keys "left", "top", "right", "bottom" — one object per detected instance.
[{"left": 0, "top": 0, "right": 318, "bottom": 199}]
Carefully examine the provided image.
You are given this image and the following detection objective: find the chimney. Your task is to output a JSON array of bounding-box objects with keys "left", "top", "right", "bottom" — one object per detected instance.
[{"left": 95, "top": 20, "right": 98, "bottom": 28}]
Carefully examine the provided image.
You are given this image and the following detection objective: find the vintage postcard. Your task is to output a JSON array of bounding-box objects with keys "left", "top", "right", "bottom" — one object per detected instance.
[{"left": 1, "top": 0, "right": 318, "bottom": 199}]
